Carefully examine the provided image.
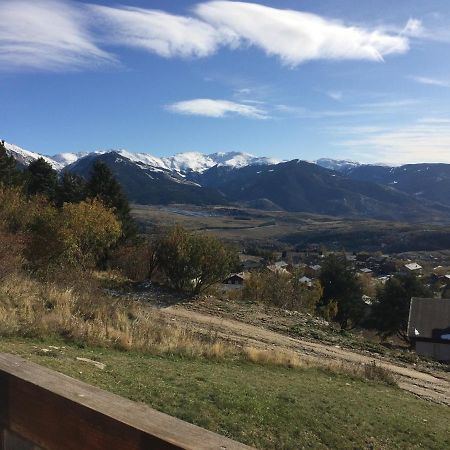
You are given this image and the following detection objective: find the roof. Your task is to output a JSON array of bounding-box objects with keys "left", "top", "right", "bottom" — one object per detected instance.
[
  {"left": 225, "top": 272, "right": 250, "bottom": 281},
  {"left": 274, "top": 261, "right": 288, "bottom": 268},
  {"left": 407, "top": 298, "right": 450, "bottom": 340},
  {"left": 308, "top": 264, "right": 321, "bottom": 271},
  {"left": 299, "top": 276, "right": 312, "bottom": 283},
  {"left": 360, "top": 268, "right": 373, "bottom": 273},
  {"left": 404, "top": 263, "right": 422, "bottom": 271}
]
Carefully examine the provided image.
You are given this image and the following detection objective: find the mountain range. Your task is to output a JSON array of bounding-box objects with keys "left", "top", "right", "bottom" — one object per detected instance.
[{"left": 4, "top": 141, "right": 450, "bottom": 222}]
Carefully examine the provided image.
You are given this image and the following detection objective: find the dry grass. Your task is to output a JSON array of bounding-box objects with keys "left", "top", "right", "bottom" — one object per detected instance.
[
  {"left": 0, "top": 272, "right": 231, "bottom": 359},
  {"left": 243, "top": 346, "right": 303, "bottom": 368},
  {"left": 319, "top": 359, "right": 398, "bottom": 385},
  {"left": 0, "top": 271, "right": 398, "bottom": 384}
]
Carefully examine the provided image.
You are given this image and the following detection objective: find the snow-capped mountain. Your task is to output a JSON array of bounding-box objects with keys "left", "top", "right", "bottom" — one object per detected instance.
[
  {"left": 5, "top": 140, "right": 450, "bottom": 218},
  {"left": 4, "top": 142, "right": 64, "bottom": 171},
  {"left": 51, "top": 149, "right": 280, "bottom": 174},
  {"left": 4, "top": 140, "right": 278, "bottom": 175},
  {"left": 314, "top": 158, "right": 361, "bottom": 172}
]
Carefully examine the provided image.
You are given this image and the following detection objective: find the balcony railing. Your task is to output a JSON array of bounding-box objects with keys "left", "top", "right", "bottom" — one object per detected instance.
[{"left": 0, "top": 353, "right": 253, "bottom": 450}]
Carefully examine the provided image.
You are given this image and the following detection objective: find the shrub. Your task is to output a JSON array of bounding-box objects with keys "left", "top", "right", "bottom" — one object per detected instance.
[
  {"left": 110, "top": 241, "right": 158, "bottom": 281},
  {"left": 156, "top": 226, "right": 239, "bottom": 294},
  {"left": 26, "top": 199, "right": 122, "bottom": 271},
  {"left": 242, "top": 270, "right": 322, "bottom": 313}
]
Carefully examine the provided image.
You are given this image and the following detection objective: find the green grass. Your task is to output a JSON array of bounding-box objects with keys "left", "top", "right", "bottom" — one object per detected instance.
[{"left": 1, "top": 337, "right": 449, "bottom": 450}]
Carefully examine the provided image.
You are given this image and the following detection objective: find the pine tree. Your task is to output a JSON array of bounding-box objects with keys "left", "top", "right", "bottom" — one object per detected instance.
[
  {"left": 371, "top": 273, "right": 431, "bottom": 340},
  {"left": 0, "top": 141, "right": 22, "bottom": 187},
  {"left": 86, "top": 160, "right": 136, "bottom": 239},
  {"left": 56, "top": 171, "right": 87, "bottom": 207},
  {"left": 26, "top": 157, "right": 59, "bottom": 201},
  {"left": 319, "top": 254, "right": 365, "bottom": 329}
]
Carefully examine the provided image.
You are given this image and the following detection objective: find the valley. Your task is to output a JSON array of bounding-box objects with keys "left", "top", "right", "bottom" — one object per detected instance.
[{"left": 132, "top": 203, "right": 450, "bottom": 253}]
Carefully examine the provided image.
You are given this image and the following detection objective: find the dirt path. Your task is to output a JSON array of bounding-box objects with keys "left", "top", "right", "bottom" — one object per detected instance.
[{"left": 161, "top": 306, "right": 450, "bottom": 407}]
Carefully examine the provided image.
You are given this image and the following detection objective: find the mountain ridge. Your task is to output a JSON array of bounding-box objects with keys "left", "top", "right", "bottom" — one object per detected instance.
[{"left": 4, "top": 140, "right": 450, "bottom": 221}]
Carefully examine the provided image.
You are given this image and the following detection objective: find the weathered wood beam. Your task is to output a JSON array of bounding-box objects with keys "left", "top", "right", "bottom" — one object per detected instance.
[{"left": 0, "top": 354, "right": 253, "bottom": 450}]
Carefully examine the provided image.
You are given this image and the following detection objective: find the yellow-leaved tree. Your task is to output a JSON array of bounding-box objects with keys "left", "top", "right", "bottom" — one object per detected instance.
[{"left": 27, "top": 199, "right": 122, "bottom": 271}]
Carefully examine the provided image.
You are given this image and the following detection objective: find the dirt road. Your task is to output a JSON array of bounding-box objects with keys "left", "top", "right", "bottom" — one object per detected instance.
[{"left": 161, "top": 306, "right": 450, "bottom": 407}]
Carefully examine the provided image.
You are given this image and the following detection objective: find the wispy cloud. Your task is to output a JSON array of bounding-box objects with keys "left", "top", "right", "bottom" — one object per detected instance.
[
  {"left": 0, "top": 0, "right": 114, "bottom": 71},
  {"left": 195, "top": 1, "right": 409, "bottom": 65},
  {"left": 411, "top": 76, "right": 450, "bottom": 88},
  {"left": 0, "top": 0, "right": 412, "bottom": 72},
  {"left": 166, "top": 99, "right": 268, "bottom": 119},
  {"left": 275, "top": 97, "right": 419, "bottom": 120},
  {"left": 89, "top": 5, "right": 232, "bottom": 59},
  {"left": 335, "top": 119, "right": 450, "bottom": 164}
]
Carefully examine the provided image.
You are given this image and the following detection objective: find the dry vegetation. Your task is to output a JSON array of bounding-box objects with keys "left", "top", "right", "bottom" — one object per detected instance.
[{"left": 0, "top": 269, "right": 397, "bottom": 385}]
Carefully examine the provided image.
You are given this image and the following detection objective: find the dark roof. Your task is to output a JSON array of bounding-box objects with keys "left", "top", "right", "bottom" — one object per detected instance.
[{"left": 408, "top": 297, "right": 450, "bottom": 340}]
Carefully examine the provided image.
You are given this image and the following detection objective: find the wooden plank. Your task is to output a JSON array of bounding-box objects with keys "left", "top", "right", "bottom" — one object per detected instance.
[
  {"left": 0, "top": 354, "right": 253, "bottom": 450},
  {"left": 2, "top": 430, "right": 42, "bottom": 450}
]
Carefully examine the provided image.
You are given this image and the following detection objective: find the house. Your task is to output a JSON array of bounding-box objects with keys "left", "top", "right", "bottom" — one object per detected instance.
[
  {"left": 223, "top": 272, "right": 250, "bottom": 286},
  {"left": 299, "top": 276, "right": 312, "bottom": 287},
  {"left": 305, "top": 264, "right": 321, "bottom": 278},
  {"left": 407, "top": 297, "right": 450, "bottom": 361},
  {"left": 359, "top": 268, "right": 373, "bottom": 276},
  {"left": 377, "top": 275, "right": 392, "bottom": 285},
  {"left": 273, "top": 261, "right": 289, "bottom": 269},
  {"left": 403, "top": 263, "right": 423, "bottom": 274}
]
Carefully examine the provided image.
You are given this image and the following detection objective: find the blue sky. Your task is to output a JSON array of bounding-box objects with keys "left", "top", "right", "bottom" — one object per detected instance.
[{"left": 2, "top": 0, "right": 450, "bottom": 164}]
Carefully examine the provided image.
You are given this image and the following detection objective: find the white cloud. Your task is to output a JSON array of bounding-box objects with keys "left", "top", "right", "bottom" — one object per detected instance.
[
  {"left": 89, "top": 5, "right": 233, "bottom": 58},
  {"left": 411, "top": 76, "right": 450, "bottom": 88},
  {"left": 0, "top": 0, "right": 412, "bottom": 72},
  {"left": 195, "top": 1, "right": 409, "bottom": 66},
  {"left": 0, "top": 0, "right": 114, "bottom": 71},
  {"left": 166, "top": 99, "right": 268, "bottom": 119},
  {"left": 336, "top": 119, "right": 450, "bottom": 164}
]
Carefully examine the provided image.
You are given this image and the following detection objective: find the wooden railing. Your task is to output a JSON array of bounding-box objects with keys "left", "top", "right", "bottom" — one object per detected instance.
[{"left": 0, "top": 354, "right": 253, "bottom": 450}]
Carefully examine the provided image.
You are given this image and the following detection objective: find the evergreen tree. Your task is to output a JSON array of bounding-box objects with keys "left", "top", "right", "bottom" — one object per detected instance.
[
  {"left": 56, "top": 171, "right": 87, "bottom": 207},
  {"left": 0, "top": 141, "right": 22, "bottom": 187},
  {"left": 371, "top": 273, "right": 431, "bottom": 340},
  {"left": 319, "top": 254, "right": 365, "bottom": 329},
  {"left": 87, "top": 160, "right": 136, "bottom": 239},
  {"left": 26, "top": 157, "right": 59, "bottom": 201}
]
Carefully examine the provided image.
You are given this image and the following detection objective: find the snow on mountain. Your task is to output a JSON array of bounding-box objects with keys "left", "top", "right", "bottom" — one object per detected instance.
[
  {"left": 51, "top": 151, "right": 90, "bottom": 166},
  {"left": 4, "top": 142, "right": 64, "bottom": 170},
  {"left": 159, "top": 151, "right": 279, "bottom": 173},
  {"left": 314, "top": 158, "right": 362, "bottom": 173},
  {"left": 57, "top": 149, "right": 279, "bottom": 174}
]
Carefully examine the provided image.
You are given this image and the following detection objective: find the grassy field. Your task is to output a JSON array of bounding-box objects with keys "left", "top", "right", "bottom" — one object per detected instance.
[
  {"left": 1, "top": 337, "right": 449, "bottom": 450},
  {"left": 132, "top": 204, "right": 450, "bottom": 253}
]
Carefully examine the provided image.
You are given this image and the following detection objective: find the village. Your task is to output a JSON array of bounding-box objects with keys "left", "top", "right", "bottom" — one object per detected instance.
[{"left": 225, "top": 245, "right": 450, "bottom": 300}]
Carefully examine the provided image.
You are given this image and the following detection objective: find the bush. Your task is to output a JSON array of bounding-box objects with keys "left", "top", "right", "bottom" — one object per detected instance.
[
  {"left": 156, "top": 226, "right": 239, "bottom": 294},
  {"left": 0, "top": 228, "right": 25, "bottom": 280},
  {"left": 26, "top": 199, "right": 122, "bottom": 272},
  {"left": 242, "top": 270, "right": 322, "bottom": 313},
  {"left": 110, "top": 241, "right": 158, "bottom": 281}
]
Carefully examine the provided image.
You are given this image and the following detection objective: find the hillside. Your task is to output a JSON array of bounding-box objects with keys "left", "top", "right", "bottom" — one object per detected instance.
[
  {"left": 193, "top": 160, "right": 450, "bottom": 221},
  {"left": 66, "top": 151, "right": 225, "bottom": 205},
  {"left": 345, "top": 164, "right": 450, "bottom": 207}
]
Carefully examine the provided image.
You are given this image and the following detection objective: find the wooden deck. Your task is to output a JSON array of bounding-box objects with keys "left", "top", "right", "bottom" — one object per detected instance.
[{"left": 0, "top": 353, "right": 253, "bottom": 450}]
